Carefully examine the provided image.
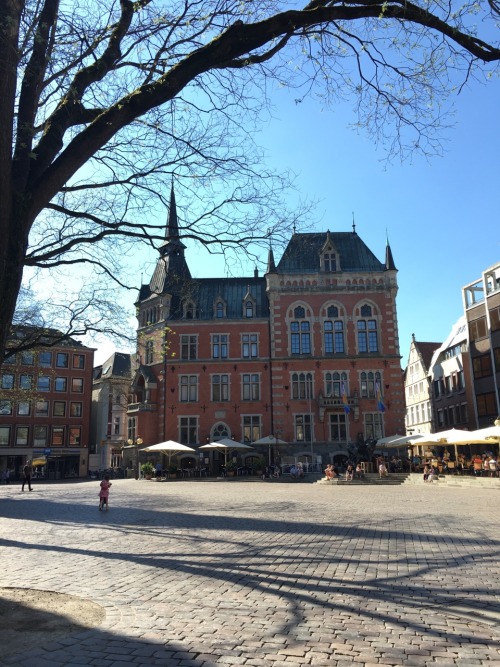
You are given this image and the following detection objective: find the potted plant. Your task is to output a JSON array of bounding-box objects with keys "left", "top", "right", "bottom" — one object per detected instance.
[
  {"left": 168, "top": 463, "right": 178, "bottom": 478},
  {"left": 141, "top": 462, "right": 155, "bottom": 479},
  {"left": 254, "top": 457, "right": 267, "bottom": 476},
  {"left": 226, "top": 461, "right": 237, "bottom": 476}
]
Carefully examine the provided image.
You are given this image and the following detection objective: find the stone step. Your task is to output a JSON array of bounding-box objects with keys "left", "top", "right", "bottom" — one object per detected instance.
[
  {"left": 316, "top": 472, "right": 410, "bottom": 486},
  {"left": 404, "top": 473, "right": 500, "bottom": 488}
]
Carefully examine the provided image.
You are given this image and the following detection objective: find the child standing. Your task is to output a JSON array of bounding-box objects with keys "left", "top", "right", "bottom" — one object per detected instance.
[{"left": 99, "top": 475, "right": 112, "bottom": 511}]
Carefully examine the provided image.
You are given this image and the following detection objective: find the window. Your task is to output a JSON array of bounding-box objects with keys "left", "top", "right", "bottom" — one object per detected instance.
[
  {"left": 290, "top": 307, "right": 311, "bottom": 355},
  {"left": 180, "top": 375, "right": 198, "bottom": 402},
  {"left": 20, "top": 351, "right": 34, "bottom": 365},
  {"left": 329, "top": 413, "right": 346, "bottom": 441},
  {"left": 35, "top": 400, "right": 49, "bottom": 416},
  {"left": 3, "top": 353, "right": 16, "bottom": 364},
  {"left": 242, "top": 415, "right": 260, "bottom": 443},
  {"left": 325, "top": 372, "right": 347, "bottom": 397},
  {"left": 71, "top": 378, "right": 84, "bottom": 393},
  {"left": 19, "top": 374, "right": 33, "bottom": 390},
  {"left": 37, "top": 376, "right": 51, "bottom": 392},
  {"left": 473, "top": 354, "right": 493, "bottom": 379},
  {"left": 69, "top": 427, "right": 81, "bottom": 446},
  {"left": 180, "top": 335, "right": 197, "bottom": 360},
  {"left": 292, "top": 372, "right": 313, "bottom": 399},
  {"left": 12, "top": 425, "right": 27, "bottom": 446},
  {"left": 73, "top": 354, "right": 85, "bottom": 369},
  {"left": 469, "top": 317, "right": 487, "bottom": 341},
  {"left": 357, "top": 319, "right": 378, "bottom": 353},
  {"left": 360, "top": 371, "right": 381, "bottom": 398},
  {"left": 53, "top": 401, "right": 66, "bottom": 417},
  {"left": 365, "top": 413, "right": 383, "bottom": 440},
  {"left": 245, "top": 300, "right": 254, "bottom": 318},
  {"left": 212, "top": 334, "right": 228, "bottom": 359},
  {"left": 180, "top": 416, "right": 198, "bottom": 444},
  {"left": 295, "top": 414, "right": 312, "bottom": 442},
  {"left": 0, "top": 426, "right": 10, "bottom": 446},
  {"left": 16, "top": 426, "right": 29, "bottom": 446},
  {"left": 55, "top": 377, "right": 67, "bottom": 392},
  {"left": 0, "top": 400, "right": 13, "bottom": 415},
  {"left": 33, "top": 426, "right": 47, "bottom": 447},
  {"left": 145, "top": 340, "right": 154, "bottom": 364},
  {"left": 113, "top": 417, "right": 120, "bottom": 435},
  {"left": 1, "top": 373, "right": 14, "bottom": 389},
  {"left": 185, "top": 301, "right": 196, "bottom": 319},
  {"left": 70, "top": 402, "right": 83, "bottom": 417},
  {"left": 18, "top": 401, "right": 31, "bottom": 416},
  {"left": 56, "top": 352, "right": 69, "bottom": 368},
  {"left": 39, "top": 351, "right": 52, "bottom": 366},
  {"left": 242, "top": 374, "right": 260, "bottom": 401},
  {"left": 212, "top": 374, "right": 229, "bottom": 402},
  {"left": 242, "top": 334, "right": 258, "bottom": 358},
  {"left": 52, "top": 427, "right": 64, "bottom": 446},
  {"left": 215, "top": 301, "right": 226, "bottom": 318},
  {"left": 476, "top": 392, "right": 497, "bottom": 418},
  {"left": 324, "top": 320, "right": 345, "bottom": 354},
  {"left": 495, "top": 347, "right": 500, "bottom": 372},
  {"left": 323, "top": 252, "right": 337, "bottom": 272}
]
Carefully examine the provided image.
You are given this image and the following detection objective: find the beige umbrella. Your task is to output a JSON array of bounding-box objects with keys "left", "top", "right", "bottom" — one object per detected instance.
[
  {"left": 141, "top": 440, "right": 196, "bottom": 467},
  {"left": 199, "top": 439, "right": 253, "bottom": 469},
  {"left": 253, "top": 434, "right": 288, "bottom": 465}
]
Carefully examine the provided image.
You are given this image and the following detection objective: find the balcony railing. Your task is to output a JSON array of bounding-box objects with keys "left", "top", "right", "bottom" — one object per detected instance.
[{"left": 127, "top": 402, "right": 157, "bottom": 413}]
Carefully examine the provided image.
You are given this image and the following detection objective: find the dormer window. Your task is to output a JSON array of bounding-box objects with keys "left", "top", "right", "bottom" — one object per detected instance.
[
  {"left": 320, "top": 237, "right": 340, "bottom": 272},
  {"left": 184, "top": 300, "right": 196, "bottom": 319},
  {"left": 245, "top": 300, "right": 254, "bottom": 318},
  {"left": 215, "top": 299, "right": 226, "bottom": 319},
  {"left": 324, "top": 252, "right": 337, "bottom": 272}
]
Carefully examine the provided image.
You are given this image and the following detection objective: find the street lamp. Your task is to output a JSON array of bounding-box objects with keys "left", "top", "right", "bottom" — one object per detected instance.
[{"left": 127, "top": 436, "right": 143, "bottom": 480}]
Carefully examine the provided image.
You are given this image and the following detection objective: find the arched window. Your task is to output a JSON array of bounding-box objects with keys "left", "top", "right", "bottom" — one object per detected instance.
[
  {"left": 212, "top": 423, "right": 230, "bottom": 440},
  {"left": 291, "top": 372, "right": 313, "bottom": 399},
  {"left": 357, "top": 305, "right": 378, "bottom": 353},
  {"left": 360, "top": 371, "right": 381, "bottom": 398},
  {"left": 185, "top": 301, "right": 196, "bottom": 319},
  {"left": 145, "top": 340, "right": 154, "bottom": 364},
  {"left": 215, "top": 300, "right": 226, "bottom": 319},
  {"left": 325, "top": 372, "right": 347, "bottom": 397},
  {"left": 245, "top": 300, "right": 254, "bottom": 318},
  {"left": 290, "top": 306, "right": 311, "bottom": 355}
]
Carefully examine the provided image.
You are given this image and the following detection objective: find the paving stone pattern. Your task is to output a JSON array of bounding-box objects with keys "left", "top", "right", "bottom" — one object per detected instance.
[{"left": 1, "top": 479, "right": 500, "bottom": 666}]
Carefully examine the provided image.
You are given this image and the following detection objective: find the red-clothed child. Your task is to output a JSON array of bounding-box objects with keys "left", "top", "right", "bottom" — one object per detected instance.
[{"left": 99, "top": 475, "right": 112, "bottom": 511}]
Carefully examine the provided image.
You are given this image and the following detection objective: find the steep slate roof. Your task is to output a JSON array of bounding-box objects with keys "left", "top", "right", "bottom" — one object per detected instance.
[
  {"left": 277, "top": 232, "right": 387, "bottom": 273},
  {"left": 93, "top": 352, "right": 133, "bottom": 382},
  {"left": 168, "top": 277, "right": 268, "bottom": 321}
]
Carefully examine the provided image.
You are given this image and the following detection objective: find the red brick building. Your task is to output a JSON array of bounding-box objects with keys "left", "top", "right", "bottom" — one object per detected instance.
[
  {"left": 0, "top": 327, "right": 94, "bottom": 479},
  {"left": 129, "top": 189, "right": 405, "bottom": 472}
]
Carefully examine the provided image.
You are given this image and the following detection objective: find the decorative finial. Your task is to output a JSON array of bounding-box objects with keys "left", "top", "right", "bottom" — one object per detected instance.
[{"left": 352, "top": 212, "right": 356, "bottom": 233}]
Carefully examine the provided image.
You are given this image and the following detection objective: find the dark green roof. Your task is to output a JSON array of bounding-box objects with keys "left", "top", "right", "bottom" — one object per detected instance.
[{"left": 277, "top": 232, "right": 387, "bottom": 273}]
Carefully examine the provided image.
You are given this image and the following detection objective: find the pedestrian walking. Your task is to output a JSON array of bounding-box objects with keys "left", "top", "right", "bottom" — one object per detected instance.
[
  {"left": 22, "top": 460, "right": 33, "bottom": 491},
  {"left": 2, "top": 468, "right": 10, "bottom": 484},
  {"left": 98, "top": 475, "right": 112, "bottom": 511}
]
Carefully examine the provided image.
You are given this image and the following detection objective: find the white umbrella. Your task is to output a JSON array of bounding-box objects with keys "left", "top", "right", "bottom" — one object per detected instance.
[
  {"left": 141, "top": 440, "right": 195, "bottom": 467},
  {"left": 376, "top": 434, "right": 405, "bottom": 446},
  {"left": 253, "top": 434, "right": 288, "bottom": 466},
  {"left": 199, "top": 439, "right": 253, "bottom": 469}
]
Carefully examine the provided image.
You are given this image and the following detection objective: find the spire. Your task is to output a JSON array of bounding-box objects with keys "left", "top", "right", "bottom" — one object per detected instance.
[
  {"left": 166, "top": 180, "right": 179, "bottom": 239},
  {"left": 266, "top": 244, "right": 277, "bottom": 274},
  {"left": 352, "top": 212, "right": 356, "bottom": 234},
  {"left": 385, "top": 232, "right": 396, "bottom": 271}
]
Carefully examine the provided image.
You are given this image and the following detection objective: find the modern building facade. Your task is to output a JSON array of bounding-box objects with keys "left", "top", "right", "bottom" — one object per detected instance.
[
  {"left": 463, "top": 262, "right": 500, "bottom": 427},
  {"left": 128, "top": 188, "right": 405, "bottom": 471},
  {"left": 428, "top": 316, "right": 476, "bottom": 432},
  {"left": 91, "top": 352, "right": 135, "bottom": 471},
  {"left": 0, "top": 327, "right": 94, "bottom": 479}
]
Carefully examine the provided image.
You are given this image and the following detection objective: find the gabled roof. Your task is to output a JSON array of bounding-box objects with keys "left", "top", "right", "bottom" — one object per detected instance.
[
  {"left": 414, "top": 341, "right": 441, "bottom": 371},
  {"left": 93, "top": 352, "right": 133, "bottom": 381},
  {"left": 277, "top": 232, "right": 386, "bottom": 273}
]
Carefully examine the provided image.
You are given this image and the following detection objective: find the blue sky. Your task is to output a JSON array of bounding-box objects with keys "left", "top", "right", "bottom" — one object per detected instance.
[
  {"left": 253, "top": 76, "right": 499, "bottom": 361},
  {"left": 95, "top": 70, "right": 499, "bottom": 365}
]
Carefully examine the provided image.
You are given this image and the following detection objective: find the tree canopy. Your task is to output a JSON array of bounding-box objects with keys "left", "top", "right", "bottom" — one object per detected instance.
[{"left": 1, "top": 0, "right": 499, "bottom": 358}]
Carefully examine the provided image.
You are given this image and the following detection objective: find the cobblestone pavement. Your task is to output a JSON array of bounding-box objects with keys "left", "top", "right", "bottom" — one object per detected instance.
[{"left": 1, "top": 478, "right": 500, "bottom": 666}]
